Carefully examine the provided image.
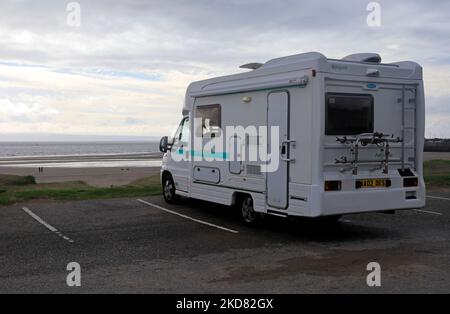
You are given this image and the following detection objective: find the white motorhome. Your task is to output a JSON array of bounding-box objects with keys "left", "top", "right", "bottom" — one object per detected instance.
[{"left": 159, "top": 52, "right": 426, "bottom": 224}]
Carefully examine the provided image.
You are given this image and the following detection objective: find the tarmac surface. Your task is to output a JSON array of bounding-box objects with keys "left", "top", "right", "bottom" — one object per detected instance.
[{"left": 0, "top": 193, "right": 449, "bottom": 293}]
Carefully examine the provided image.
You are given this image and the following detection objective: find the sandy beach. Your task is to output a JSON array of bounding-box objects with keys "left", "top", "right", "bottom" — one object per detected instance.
[
  {"left": 0, "top": 166, "right": 161, "bottom": 187},
  {"left": 0, "top": 152, "right": 163, "bottom": 187},
  {"left": 0, "top": 151, "right": 448, "bottom": 187}
]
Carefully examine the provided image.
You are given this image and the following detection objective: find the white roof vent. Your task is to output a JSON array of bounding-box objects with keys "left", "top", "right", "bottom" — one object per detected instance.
[
  {"left": 239, "top": 62, "right": 264, "bottom": 70},
  {"left": 342, "top": 53, "right": 382, "bottom": 64}
]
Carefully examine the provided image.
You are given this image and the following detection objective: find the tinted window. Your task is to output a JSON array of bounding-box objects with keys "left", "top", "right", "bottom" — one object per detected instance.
[
  {"left": 325, "top": 93, "right": 374, "bottom": 135},
  {"left": 195, "top": 104, "right": 221, "bottom": 137}
]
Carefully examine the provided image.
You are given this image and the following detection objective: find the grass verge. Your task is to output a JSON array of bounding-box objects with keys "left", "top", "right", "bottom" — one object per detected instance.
[
  {"left": 423, "top": 160, "right": 450, "bottom": 188},
  {"left": 0, "top": 174, "right": 162, "bottom": 206},
  {"left": 0, "top": 160, "right": 448, "bottom": 206}
]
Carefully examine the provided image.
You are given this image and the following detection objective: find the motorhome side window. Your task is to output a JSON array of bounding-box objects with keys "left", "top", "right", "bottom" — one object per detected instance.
[
  {"left": 195, "top": 104, "right": 221, "bottom": 137},
  {"left": 325, "top": 93, "right": 374, "bottom": 135}
]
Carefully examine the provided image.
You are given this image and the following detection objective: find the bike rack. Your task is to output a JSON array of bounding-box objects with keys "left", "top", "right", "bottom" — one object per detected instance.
[{"left": 335, "top": 132, "right": 402, "bottom": 175}]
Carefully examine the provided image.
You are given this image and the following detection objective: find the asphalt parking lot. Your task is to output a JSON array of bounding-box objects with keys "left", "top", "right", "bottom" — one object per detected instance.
[{"left": 0, "top": 193, "right": 449, "bottom": 293}]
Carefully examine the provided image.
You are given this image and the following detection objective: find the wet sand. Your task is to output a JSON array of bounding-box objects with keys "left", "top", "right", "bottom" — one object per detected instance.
[{"left": 0, "top": 152, "right": 163, "bottom": 166}]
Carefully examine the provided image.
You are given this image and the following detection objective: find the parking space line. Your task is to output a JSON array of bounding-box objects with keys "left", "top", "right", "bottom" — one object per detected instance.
[
  {"left": 136, "top": 199, "right": 239, "bottom": 234},
  {"left": 412, "top": 209, "right": 443, "bottom": 216},
  {"left": 22, "top": 207, "right": 74, "bottom": 243},
  {"left": 427, "top": 195, "right": 450, "bottom": 201}
]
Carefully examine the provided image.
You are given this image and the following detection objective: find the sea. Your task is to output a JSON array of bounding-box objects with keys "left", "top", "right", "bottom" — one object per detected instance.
[
  {"left": 0, "top": 141, "right": 160, "bottom": 157},
  {"left": 0, "top": 141, "right": 162, "bottom": 168}
]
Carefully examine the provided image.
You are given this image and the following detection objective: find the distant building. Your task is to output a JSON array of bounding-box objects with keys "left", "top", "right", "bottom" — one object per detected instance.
[{"left": 424, "top": 138, "right": 450, "bottom": 152}]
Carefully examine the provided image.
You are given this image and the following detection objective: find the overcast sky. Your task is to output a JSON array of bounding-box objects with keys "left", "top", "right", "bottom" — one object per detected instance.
[{"left": 0, "top": 0, "right": 449, "bottom": 139}]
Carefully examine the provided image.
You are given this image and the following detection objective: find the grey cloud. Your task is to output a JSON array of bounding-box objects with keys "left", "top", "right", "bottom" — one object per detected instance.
[
  {"left": 124, "top": 117, "right": 145, "bottom": 125},
  {"left": 6, "top": 0, "right": 450, "bottom": 70},
  {"left": 426, "top": 95, "right": 450, "bottom": 114},
  {"left": 0, "top": 0, "right": 447, "bottom": 78},
  {"left": 0, "top": 0, "right": 449, "bottom": 136}
]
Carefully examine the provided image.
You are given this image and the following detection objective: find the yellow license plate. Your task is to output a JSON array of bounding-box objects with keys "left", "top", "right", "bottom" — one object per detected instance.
[{"left": 356, "top": 179, "right": 389, "bottom": 189}]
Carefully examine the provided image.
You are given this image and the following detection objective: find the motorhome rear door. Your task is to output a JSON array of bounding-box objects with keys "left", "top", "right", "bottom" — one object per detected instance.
[{"left": 267, "top": 91, "right": 289, "bottom": 209}]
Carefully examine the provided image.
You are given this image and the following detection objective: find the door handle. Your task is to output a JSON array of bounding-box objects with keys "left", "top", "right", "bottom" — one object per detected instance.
[
  {"left": 281, "top": 156, "right": 295, "bottom": 162},
  {"left": 282, "top": 139, "right": 296, "bottom": 148},
  {"left": 280, "top": 139, "right": 296, "bottom": 162}
]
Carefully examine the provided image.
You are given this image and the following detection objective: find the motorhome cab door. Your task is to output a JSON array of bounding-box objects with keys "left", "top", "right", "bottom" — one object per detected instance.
[
  {"left": 266, "top": 91, "right": 290, "bottom": 209},
  {"left": 169, "top": 116, "right": 190, "bottom": 193}
]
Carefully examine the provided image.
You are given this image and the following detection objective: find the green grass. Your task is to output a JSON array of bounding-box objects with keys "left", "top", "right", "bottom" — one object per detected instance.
[
  {"left": 0, "top": 160, "right": 448, "bottom": 206},
  {"left": 423, "top": 160, "right": 450, "bottom": 187},
  {"left": 0, "top": 174, "right": 162, "bottom": 206},
  {"left": 0, "top": 175, "right": 36, "bottom": 186}
]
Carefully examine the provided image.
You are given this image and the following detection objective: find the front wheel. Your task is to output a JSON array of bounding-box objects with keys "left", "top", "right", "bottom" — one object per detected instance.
[
  {"left": 241, "top": 196, "right": 260, "bottom": 225},
  {"left": 162, "top": 175, "right": 179, "bottom": 204}
]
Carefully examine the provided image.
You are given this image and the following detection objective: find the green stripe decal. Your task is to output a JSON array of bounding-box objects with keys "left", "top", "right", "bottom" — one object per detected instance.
[{"left": 176, "top": 148, "right": 229, "bottom": 160}]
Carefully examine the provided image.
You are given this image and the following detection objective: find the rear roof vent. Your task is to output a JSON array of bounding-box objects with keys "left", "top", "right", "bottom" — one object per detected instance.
[
  {"left": 239, "top": 62, "right": 264, "bottom": 70},
  {"left": 342, "top": 53, "right": 382, "bottom": 64}
]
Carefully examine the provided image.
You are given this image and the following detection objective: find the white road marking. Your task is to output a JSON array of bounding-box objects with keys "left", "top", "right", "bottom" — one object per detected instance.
[
  {"left": 22, "top": 207, "right": 74, "bottom": 243},
  {"left": 412, "top": 209, "right": 443, "bottom": 216},
  {"left": 427, "top": 195, "right": 450, "bottom": 201},
  {"left": 136, "top": 199, "right": 239, "bottom": 234}
]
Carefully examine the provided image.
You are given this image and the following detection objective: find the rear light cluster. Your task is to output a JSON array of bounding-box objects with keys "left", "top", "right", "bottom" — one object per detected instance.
[
  {"left": 403, "top": 177, "right": 418, "bottom": 187},
  {"left": 324, "top": 180, "right": 341, "bottom": 191},
  {"left": 398, "top": 168, "right": 418, "bottom": 187}
]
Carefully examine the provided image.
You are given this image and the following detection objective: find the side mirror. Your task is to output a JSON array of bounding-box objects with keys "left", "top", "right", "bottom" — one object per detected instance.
[{"left": 159, "top": 136, "right": 169, "bottom": 153}]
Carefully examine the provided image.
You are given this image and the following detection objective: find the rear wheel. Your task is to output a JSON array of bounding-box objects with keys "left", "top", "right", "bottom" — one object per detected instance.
[
  {"left": 241, "top": 196, "right": 260, "bottom": 225},
  {"left": 162, "top": 174, "right": 178, "bottom": 204}
]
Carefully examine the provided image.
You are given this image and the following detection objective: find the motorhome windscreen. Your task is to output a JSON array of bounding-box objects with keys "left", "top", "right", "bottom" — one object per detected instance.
[{"left": 325, "top": 93, "right": 374, "bottom": 135}]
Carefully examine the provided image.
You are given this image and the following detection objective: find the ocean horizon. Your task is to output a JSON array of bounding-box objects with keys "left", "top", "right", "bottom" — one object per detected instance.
[{"left": 0, "top": 141, "right": 160, "bottom": 158}]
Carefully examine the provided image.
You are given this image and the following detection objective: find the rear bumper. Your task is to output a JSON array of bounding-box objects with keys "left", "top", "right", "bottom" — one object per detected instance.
[{"left": 310, "top": 182, "right": 426, "bottom": 216}]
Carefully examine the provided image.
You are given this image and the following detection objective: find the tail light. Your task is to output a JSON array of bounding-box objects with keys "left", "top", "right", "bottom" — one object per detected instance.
[
  {"left": 404, "top": 177, "right": 418, "bottom": 187},
  {"left": 325, "top": 180, "right": 341, "bottom": 191}
]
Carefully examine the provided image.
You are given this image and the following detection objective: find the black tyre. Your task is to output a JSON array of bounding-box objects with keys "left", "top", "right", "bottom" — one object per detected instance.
[
  {"left": 162, "top": 174, "right": 179, "bottom": 204},
  {"left": 240, "top": 196, "right": 260, "bottom": 225}
]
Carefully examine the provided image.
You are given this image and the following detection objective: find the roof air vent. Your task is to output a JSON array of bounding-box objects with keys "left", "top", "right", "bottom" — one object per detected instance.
[
  {"left": 342, "top": 53, "right": 382, "bottom": 64},
  {"left": 239, "top": 62, "right": 263, "bottom": 70}
]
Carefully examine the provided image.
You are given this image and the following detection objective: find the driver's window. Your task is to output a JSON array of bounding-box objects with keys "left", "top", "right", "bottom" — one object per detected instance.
[
  {"left": 180, "top": 117, "right": 190, "bottom": 144},
  {"left": 173, "top": 117, "right": 190, "bottom": 147}
]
